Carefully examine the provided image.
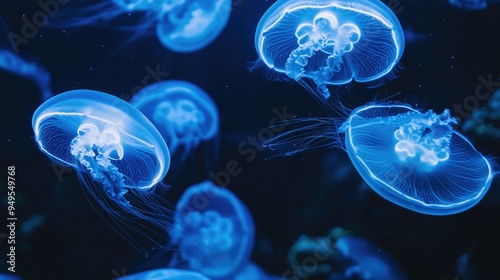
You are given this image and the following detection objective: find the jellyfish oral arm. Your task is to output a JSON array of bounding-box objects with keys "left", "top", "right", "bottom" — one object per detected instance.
[{"left": 393, "top": 109, "right": 456, "bottom": 169}]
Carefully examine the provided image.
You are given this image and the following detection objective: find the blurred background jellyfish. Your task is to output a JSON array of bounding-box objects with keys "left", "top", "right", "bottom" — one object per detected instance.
[
  {"left": 156, "top": 0, "right": 232, "bottom": 53},
  {"left": 333, "top": 236, "right": 407, "bottom": 280},
  {"left": 50, "top": 0, "right": 231, "bottom": 53},
  {"left": 254, "top": 0, "right": 404, "bottom": 99},
  {"left": 265, "top": 103, "right": 494, "bottom": 215},
  {"left": 32, "top": 89, "right": 173, "bottom": 255},
  {"left": 168, "top": 180, "right": 254, "bottom": 280},
  {"left": 286, "top": 228, "right": 407, "bottom": 280},
  {"left": 462, "top": 88, "right": 500, "bottom": 139},
  {"left": 118, "top": 268, "right": 209, "bottom": 280},
  {"left": 130, "top": 80, "right": 219, "bottom": 181},
  {"left": 449, "top": 0, "right": 488, "bottom": 9}
]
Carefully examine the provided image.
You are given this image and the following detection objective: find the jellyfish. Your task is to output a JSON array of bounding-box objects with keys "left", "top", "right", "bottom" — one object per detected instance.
[
  {"left": 130, "top": 80, "right": 219, "bottom": 165},
  {"left": 254, "top": 0, "right": 404, "bottom": 99},
  {"left": 118, "top": 268, "right": 209, "bottom": 280},
  {"left": 50, "top": 0, "right": 231, "bottom": 53},
  {"left": 286, "top": 228, "right": 407, "bottom": 280},
  {"left": 265, "top": 103, "right": 494, "bottom": 215},
  {"left": 32, "top": 89, "right": 173, "bottom": 255},
  {"left": 168, "top": 180, "right": 254, "bottom": 279},
  {"left": 462, "top": 88, "right": 500, "bottom": 139},
  {"left": 333, "top": 236, "right": 407, "bottom": 280},
  {"left": 449, "top": 0, "right": 487, "bottom": 10},
  {"left": 156, "top": 0, "right": 232, "bottom": 53}
]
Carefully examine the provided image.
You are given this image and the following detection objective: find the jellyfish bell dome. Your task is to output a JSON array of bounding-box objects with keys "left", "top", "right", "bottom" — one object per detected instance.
[
  {"left": 255, "top": 0, "right": 405, "bottom": 98},
  {"left": 118, "top": 268, "right": 209, "bottom": 280},
  {"left": 339, "top": 103, "right": 494, "bottom": 215},
  {"left": 32, "top": 89, "right": 170, "bottom": 190},
  {"left": 130, "top": 80, "right": 219, "bottom": 154},
  {"left": 170, "top": 180, "right": 255, "bottom": 279},
  {"left": 156, "top": 0, "right": 232, "bottom": 53}
]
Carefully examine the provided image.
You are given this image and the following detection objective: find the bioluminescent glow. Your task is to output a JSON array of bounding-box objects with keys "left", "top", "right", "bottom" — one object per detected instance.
[
  {"left": 130, "top": 80, "right": 219, "bottom": 161},
  {"left": 339, "top": 104, "right": 494, "bottom": 215},
  {"left": 265, "top": 103, "right": 494, "bottom": 215},
  {"left": 336, "top": 236, "right": 407, "bottom": 280},
  {"left": 254, "top": 0, "right": 404, "bottom": 98},
  {"left": 118, "top": 268, "right": 209, "bottom": 280},
  {"left": 156, "top": 0, "right": 232, "bottom": 53},
  {"left": 52, "top": 0, "right": 231, "bottom": 53},
  {"left": 32, "top": 89, "right": 173, "bottom": 255},
  {"left": 169, "top": 180, "right": 254, "bottom": 279},
  {"left": 449, "top": 0, "right": 487, "bottom": 10}
]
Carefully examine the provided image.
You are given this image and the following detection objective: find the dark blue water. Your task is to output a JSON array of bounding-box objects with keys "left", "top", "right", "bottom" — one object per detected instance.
[{"left": 1, "top": 0, "right": 499, "bottom": 279}]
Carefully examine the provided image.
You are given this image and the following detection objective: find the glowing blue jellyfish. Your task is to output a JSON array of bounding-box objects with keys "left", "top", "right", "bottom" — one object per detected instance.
[
  {"left": 130, "top": 80, "right": 219, "bottom": 161},
  {"left": 118, "top": 268, "right": 209, "bottom": 280},
  {"left": 32, "top": 89, "right": 173, "bottom": 255},
  {"left": 462, "top": 88, "right": 500, "bottom": 139},
  {"left": 0, "top": 49, "right": 52, "bottom": 100},
  {"left": 334, "top": 236, "right": 407, "bottom": 280},
  {"left": 169, "top": 180, "right": 254, "bottom": 280},
  {"left": 156, "top": 0, "right": 232, "bottom": 53},
  {"left": 449, "top": 0, "right": 488, "bottom": 10},
  {"left": 266, "top": 103, "right": 494, "bottom": 215},
  {"left": 254, "top": 0, "right": 404, "bottom": 99},
  {"left": 51, "top": 0, "right": 231, "bottom": 53},
  {"left": 339, "top": 104, "right": 494, "bottom": 215}
]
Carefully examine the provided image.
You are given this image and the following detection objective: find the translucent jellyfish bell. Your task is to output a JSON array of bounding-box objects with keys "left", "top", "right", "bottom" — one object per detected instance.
[
  {"left": 51, "top": 0, "right": 230, "bottom": 53},
  {"left": 156, "top": 0, "right": 232, "bottom": 53},
  {"left": 254, "top": 0, "right": 404, "bottom": 98},
  {"left": 130, "top": 80, "right": 219, "bottom": 161},
  {"left": 32, "top": 89, "right": 173, "bottom": 254},
  {"left": 339, "top": 104, "right": 494, "bottom": 215},
  {"left": 169, "top": 180, "right": 255, "bottom": 279},
  {"left": 335, "top": 236, "right": 407, "bottom": 280},
  {"left": 118, "top": 268, "right": 209, "bottom": 280}
]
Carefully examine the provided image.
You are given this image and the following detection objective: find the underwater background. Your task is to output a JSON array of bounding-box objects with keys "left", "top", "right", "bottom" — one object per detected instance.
[{"left": 1, "top": 0, "right": 500, "bottom": 279}]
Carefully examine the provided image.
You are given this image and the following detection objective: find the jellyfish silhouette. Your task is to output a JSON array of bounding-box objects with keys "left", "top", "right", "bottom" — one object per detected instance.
[
  {"left": 254, "top": 0, "right": 404, "bottom": 99},
  {"left": 156, "top": 0, "right": 232, "bottom": 53},
  {"left": 130, "top": 80, "right": 219, "bottom": 177},
  {"left": 448, "top": 0, "right": 489, "bottom": 10},
  {"left": 168, "top": 180, "right": 254, "bottom": 279},
  {"left": 118, "top": 268, "right": 209, "bottom": 280},
  {"left": 265, "top": 103, "right": 494, "bottom": 215},
  {"left": 333, "top": 236, "right": 407, "bottom": 280},
  {"left": 32, "top": 89, "right": 173, "bottom": 255},
  {"left": 51, "top": 0, "right": 231, "bottom": 53}
]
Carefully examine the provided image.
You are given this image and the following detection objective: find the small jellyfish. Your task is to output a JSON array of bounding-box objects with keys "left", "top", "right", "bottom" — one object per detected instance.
[
  {"left": 449, "top": 0, "right": 488, "bottom": 10},
  {"left": 265, "top": 103, "right": 494, "bottom": 215},
  {"left": 50, "top": 0, "right": 231, "bottom": 52},
  {"left": 254, "top": 0, "right": 404, "bottom": 99},
  {"left": 169, "top": 180, "right": 254, "bottom": 279},
  {"left": 462, "top": 88, "right": 500, "bottom": 139},
  {"left": 32, "top": 89, "right": 172, "bottom": 255},
  {"left": 130, "top": 80, "right": 219, "bottom": 163},
  {"left": 118, "top": 268, "right": 209, "bottom": 280},
  {"left": 286, "top": 228, "right": 406, "bottom": 280},
  {"left": 334, "top": 236, "right": 407, "bottom": 280},
  {"left": 156, "top": 0, "right": 232, "bottom": 53}
]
